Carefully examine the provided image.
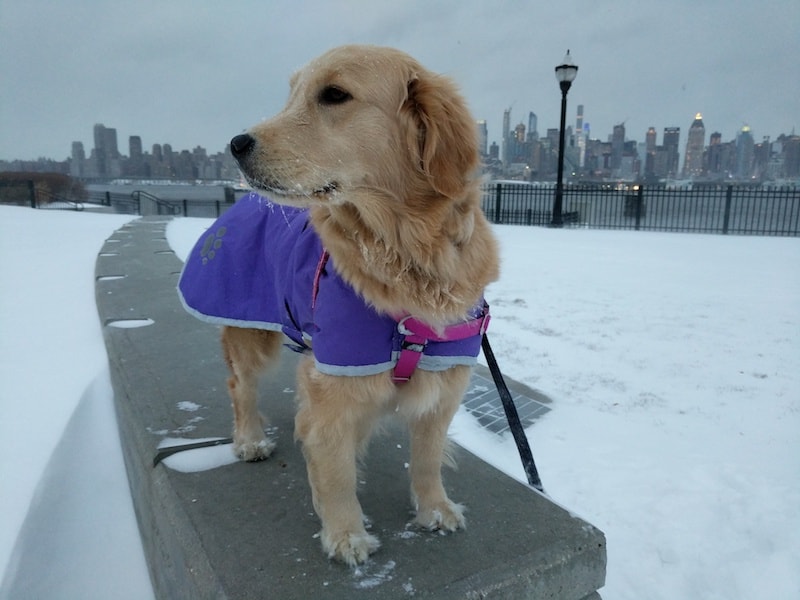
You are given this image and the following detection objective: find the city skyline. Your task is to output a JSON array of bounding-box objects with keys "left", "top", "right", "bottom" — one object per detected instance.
[
  {"left": 4, "top": 106, "right": 793, "bottom": 163},
  {"left": 3, "top": 110, "right": 797, "bottom": 184},
  {"left": 488, "top": 108, "right": 798, "bottom": 183},
  {"left": 1, "top": 2, "right": 798, "bottom": 163}
]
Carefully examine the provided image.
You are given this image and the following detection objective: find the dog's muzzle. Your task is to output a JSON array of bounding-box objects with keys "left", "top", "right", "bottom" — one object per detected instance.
[
  {"left": 229, "top": 132, "right": 338, "bottom": 199},
  {"left": 230, "top": 134, "right": 256, "bottom": 162}
]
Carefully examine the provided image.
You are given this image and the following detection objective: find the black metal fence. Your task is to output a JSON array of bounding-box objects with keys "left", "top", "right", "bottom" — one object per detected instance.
[
  {"left": 481, "top": 182, "right": 800, "bottom": 236},
  {"left": 84, "top": 190, "right": 234, "bottom": 218},
  {"left": 0, "top": 184, "right": 236, "bottom": 217},
  {"left": 0, "top": 180, "right": 88, "bottom": 210},
  {"left": 5, "top": 178, "right": 798, "bottom": 237}
]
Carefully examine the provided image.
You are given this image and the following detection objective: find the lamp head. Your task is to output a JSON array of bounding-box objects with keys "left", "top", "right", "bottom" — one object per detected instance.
[{"left": 555, "top": 50, "right": 578, "bottom": 84}]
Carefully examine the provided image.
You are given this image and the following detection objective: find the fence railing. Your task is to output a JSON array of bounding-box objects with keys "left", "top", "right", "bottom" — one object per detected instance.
[
  {"left": 1, "top": 180, "right": 236, "bottom": 217},
  {"left": 481, "top": 183, "right": 800, "bottom": 236},
  {"left": 5, "top": 179, "right": 798, "bottom": 236},
  {"left": 83, "top": 190, "right": 232, "bottom": 218},
  {"left": 0, "top": 180, "right": 88, "bottom": 210}
]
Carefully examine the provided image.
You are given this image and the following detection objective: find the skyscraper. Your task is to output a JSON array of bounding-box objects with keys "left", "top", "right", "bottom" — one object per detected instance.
[
  {"left": 476, "top": 120, "right": 488, "bottom": 156},
  {"left": 644, "top": 127, "right": 657, "bottom": 179},
  {"left": 128, "top": 135, "right": 145, "bottom": 177},
  {"left": 129, "top": 135, "right": 143, "bottom": 159},
  {"left": 575, "top": 106, "right": 585, "bottom": 167},
  {"left": 93, "top": 123, "right": 108, "bottom": 176},
  {"left": 70, "top": 141, "right": 85, "bottom": 177},
  {"left": 502, "top": 108, "right": 511, "bottom": 166},
  {"left": 611, "top": 123, "right": 625, "bottom": 170},
  {"left": 706, "top": 132, "right": 723, "bottom": 175},
  {"left": 93, "top": 123, "right": 106, "bottom": 153},
  {"left": 645, "top": 127, "right": 657, "bottom": 153},
  {"left": 514, "top": 123, "right": 526, "bottom": 143},
  {"left": 527, "top": 112, "right": 538, "bottom": 141},
  {"left": 104, "top": 127, "right": 119, "bottom": 159},
  {"left": 663, "top": 127, "right": 681, "bottom": 177},
  {"left": 92, "top": 123, "right": 120, "bottom": 177},
  {"left": 683, "top": 113, "right": 705, "bottom": 177},
  {"left": 736, "top": 125, "right": 755, "bottom": 179}
]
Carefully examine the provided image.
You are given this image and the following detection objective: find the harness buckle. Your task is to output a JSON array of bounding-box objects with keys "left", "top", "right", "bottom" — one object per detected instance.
[{"left": 401, "top": 340, "right": 426, "bottom": 353}]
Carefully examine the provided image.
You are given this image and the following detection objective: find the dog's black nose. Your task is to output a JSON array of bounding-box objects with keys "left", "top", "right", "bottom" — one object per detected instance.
[{"left": 230, "top": 134, "right": 256, "bottom": 158}]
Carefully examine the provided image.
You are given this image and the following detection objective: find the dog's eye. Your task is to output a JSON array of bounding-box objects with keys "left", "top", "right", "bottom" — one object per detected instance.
[{"left": 319, "top": 86, "right": 352, "bottom": 106}]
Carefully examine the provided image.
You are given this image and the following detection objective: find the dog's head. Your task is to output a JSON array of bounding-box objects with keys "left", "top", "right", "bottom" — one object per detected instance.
[{"left": 230, "top": 45, "right": 479, "bottom": 206}]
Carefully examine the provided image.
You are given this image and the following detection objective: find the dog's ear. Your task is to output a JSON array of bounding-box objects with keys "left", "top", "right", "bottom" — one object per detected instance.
[{"left": 402, "top": 73, "right": 479, "bottom": 198}]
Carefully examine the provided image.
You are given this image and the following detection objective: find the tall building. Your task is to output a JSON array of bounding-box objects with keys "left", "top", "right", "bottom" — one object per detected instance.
[
  {"left": 105, "top": 128, "right": 119, "bottom": 159},
  {"left": 575, "top": 105, "right": 585, "bottom": 167},
  {"left": 645, "top": 127, "right": 657, "bottom": 153},
  {"left": 507, "top": 123, "right": 529, "bottom": 167},
  {"left": 514, "top": 123, "right": 525, "bottom": 143},
  {"left": 706, "top": 132, "right": 723, "bottom": 175},
  {"left": 163, "top": 143, "right": 175, "bottom": 178},
  {"left": 476, "top": 120, "right": 488, "bottom": 156},
  {"left": 736, "top": 125, "right": 755, "bottom": 179},
  {"left": 527, "top": 112, "right": 538, "bottom": 141},
  {"left": 644, "top": 127, "right": 657, "bottom": 179},
  {"left": 682, "top": 113, "right": 705, "bottom": 177},
  {"left": 93, "top": 123, "right": 108, "bottom": 176},
  {"left": 93, "top": 123, "right": 106, "bottom": 153},
  {"left": 752, "top": 136, "right": 771, "bottom": 179},
  {"left": 93, "top": 123, "right": 119, "bottom": 158},
  {"left": 663, "top": 127, "right": 681, "bottom": 177},
  {"left": 501, "top": 108, "right": 511, "bottom": 167},
  {"left": 611, "top": 123, "right": 625, "bottom": 170},
  {"left": 70, "top": 141, "right": 85, "bottom": 177},
  {"left": 92, "top": 123, "right": 120, "bottom": 177},
  {"left": 129, "top": 135, "right": 143, "bottom": 159},
  {"left": 488, "top": 141, "right": 499, "bottom": 161},
  {"left": 783, "top": 134, "right": 800, "bottom": 178},
  {"left": 127, "top": 135, "right": 145, "bottom": 177}
]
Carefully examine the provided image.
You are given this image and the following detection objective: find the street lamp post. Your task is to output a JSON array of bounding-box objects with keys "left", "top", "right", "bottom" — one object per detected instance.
[{"left": 551, "top": 50, "right": 578, "bottom": 227}]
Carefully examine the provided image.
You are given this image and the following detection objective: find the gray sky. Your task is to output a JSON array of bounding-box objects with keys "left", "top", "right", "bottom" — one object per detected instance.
[{"left": 1, "top": 0, "right": 798, "bottom": 162}]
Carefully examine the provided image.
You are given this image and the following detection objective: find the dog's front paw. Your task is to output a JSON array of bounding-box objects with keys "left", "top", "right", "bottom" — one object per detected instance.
[
  {"left": 233, "top": 436, "right": 275, "bottom": 462},
  {"left": 321, "top": 529, "right": 380, "bottom": 566},
  {"left": 414, "top": 500, "right": 466, "bottom": 532}
]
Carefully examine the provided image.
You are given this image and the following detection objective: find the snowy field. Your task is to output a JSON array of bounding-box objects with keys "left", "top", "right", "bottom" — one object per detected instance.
[{"left": 1, "top": 204, "right": 798, "bottom": 599}]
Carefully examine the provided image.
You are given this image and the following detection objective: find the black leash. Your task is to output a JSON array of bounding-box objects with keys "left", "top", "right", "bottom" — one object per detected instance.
[
  {"left": 152, "top": 437, "right": 233, "bottom": 468},
  {"left": 481, "top": 334, "right": 544, "bottom": 492}
]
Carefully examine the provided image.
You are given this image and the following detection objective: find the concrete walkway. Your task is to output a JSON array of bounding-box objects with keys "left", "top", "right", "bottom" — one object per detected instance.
[{"left": 96, "top": 216, "right": 606, "bottom": 599}]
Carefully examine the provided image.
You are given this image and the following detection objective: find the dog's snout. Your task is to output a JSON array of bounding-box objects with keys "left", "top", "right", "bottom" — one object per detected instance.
[{"left": 230, "top": 134, "right": 256, "bottom": 159}]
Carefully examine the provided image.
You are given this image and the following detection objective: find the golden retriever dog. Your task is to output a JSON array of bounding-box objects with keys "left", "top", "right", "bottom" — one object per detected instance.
[{"left": 180, "top": 44, "right": 499, "bottom": 565}]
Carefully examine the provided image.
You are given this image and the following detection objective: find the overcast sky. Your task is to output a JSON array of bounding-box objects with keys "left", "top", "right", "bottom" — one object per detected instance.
[{"left": 1, "top": 0, "right": 798, "bottom": 162}]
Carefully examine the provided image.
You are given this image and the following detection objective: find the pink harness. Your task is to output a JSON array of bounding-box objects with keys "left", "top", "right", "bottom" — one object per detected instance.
[
  {"left": 392, "top": 307, "right": 491, "bottom": 383},
  {"left": 311, "top": 249, "right": 490, "bottom": 384}
]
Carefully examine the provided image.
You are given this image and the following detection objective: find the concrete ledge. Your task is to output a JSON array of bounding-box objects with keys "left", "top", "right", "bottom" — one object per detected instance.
[{"left": 96, "top": 217, "right": 606, "bottom": 599}]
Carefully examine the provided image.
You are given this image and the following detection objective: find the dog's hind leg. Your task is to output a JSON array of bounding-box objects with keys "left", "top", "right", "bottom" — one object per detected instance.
[
  {"left": 407, "top": 367, "right": 471, "bottom": 532},
  {"left": 222, "top": 326, "right": 282, "bottom": 461}
]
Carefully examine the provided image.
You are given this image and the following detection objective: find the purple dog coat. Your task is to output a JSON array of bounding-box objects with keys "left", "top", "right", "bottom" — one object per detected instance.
[{"left": 178, "top": 193, "right": 486, "bottom": 377}]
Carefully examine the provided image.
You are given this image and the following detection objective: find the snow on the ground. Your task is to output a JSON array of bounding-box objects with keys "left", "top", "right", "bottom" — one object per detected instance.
[
  {"left": 0, "top": 206, "right": 151, "bottom": 599},
  {"left": 453, "top": 228, "right": 800, "bottom": 599},
  {"left": 2, "top": 205, "right": 799, "bottom": 599}
]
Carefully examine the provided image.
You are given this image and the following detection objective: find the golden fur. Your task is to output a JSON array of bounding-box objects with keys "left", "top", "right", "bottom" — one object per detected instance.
[{"left": 223, "top": 44, "right": 499, "bottom": 565}]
